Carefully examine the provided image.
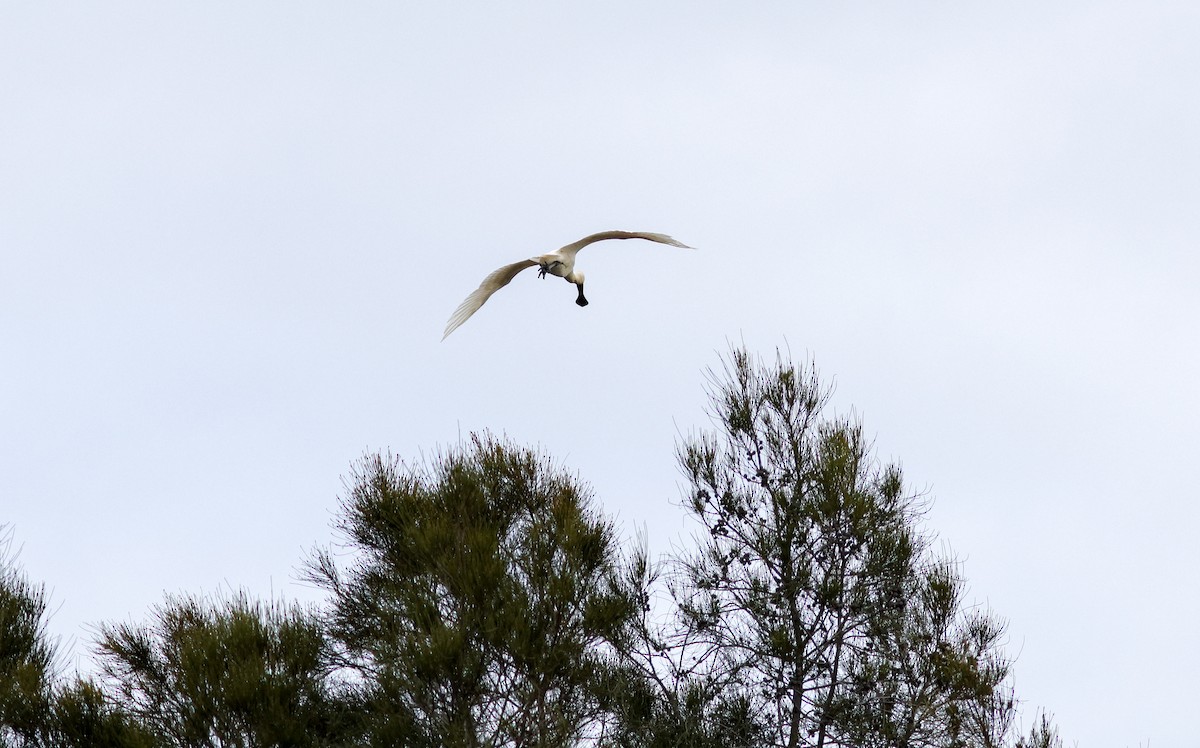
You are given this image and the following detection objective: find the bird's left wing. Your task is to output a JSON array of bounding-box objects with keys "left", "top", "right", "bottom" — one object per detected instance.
[
  {"left": 558, "top": 230, "right": 694, "bottom": 259},
  {"left": 442, "top": 259, "right": 538, "bottom": 339}
]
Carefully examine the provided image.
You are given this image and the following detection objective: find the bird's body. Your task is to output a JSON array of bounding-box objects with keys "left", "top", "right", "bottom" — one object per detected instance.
[{"left": 442, "top": 230, "right": 693, "bottom": 339}]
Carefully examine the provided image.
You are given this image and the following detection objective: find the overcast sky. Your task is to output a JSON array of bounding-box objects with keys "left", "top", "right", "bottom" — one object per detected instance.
[{"left": 3, "top": 2, "right": 1198, "bottom": 745}]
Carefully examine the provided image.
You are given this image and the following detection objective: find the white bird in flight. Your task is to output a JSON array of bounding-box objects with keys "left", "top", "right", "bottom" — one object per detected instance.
[{"left": 442, "top": 230, "right": 694, "bottom": 339}]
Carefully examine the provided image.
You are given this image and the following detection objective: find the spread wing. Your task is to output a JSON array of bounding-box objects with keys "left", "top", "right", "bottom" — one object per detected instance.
[
  {"left": 556, "top": 230, "right": 694, "bottom": 260},
  {"left": 442, "top": 259, "right": 538, "bottom": 339}
]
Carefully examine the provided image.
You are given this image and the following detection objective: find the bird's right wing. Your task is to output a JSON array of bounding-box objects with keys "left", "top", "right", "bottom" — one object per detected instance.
[{"left": 442, "top": 259, "right": 538, "bottom": 339}]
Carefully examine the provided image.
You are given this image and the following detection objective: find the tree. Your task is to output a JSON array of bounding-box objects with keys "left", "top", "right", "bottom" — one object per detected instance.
[
  {"left": 830, "top": 559, "right": 1015, "bottom": 748},
  {"left": 599, "top": 533, "right": 770, "bottom": 748},
  {"left": 1014, "top": 713, "right": 1063, "bottom": 748},
  {"left": 96, "top": 593, "right": 348, "bottom": 747},
  {"left": 0, "top": 528, "right": 55, "bottom": 748},
  {"left": 1, "top": 527, "right": 154, "bottom": 748},
  {"left": 644, "top": 346, "right": 1022, "bottom": 748},
  {"left": 4, "top": 350, "right": 1067, "bottom": 748},
  {"left": 47, "top": 678, "right": 157, "bottom": 748},
  {"left": 304, "top": 433, "right": 640, "bottom": 748}
]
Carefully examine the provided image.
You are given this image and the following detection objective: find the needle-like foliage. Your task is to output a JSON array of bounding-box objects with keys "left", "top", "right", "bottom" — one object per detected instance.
[
  {"left": 629, "top": 345, "right": 1025, "bottom": 748},
  {"left": 96, "top": 593, "right": 347, "bottom": 747},
  {"left": 2, "top": 350, "right": 1065, "bottom": 748},
  {"left": 1, "top": 528, "right": 152, "bottom": 748},
  {"left": 304, "top": 433, "right": 640, "bottom": 748},
  {"left": 0, "top": 529, "right": 55, "bottom": 748}
]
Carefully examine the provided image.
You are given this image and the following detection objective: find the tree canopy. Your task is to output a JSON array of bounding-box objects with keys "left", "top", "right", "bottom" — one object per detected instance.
[
  {"left": 1, "top": 347, "right": 1064, "bottom": 748},
  {"left": 303, "top": 434, "right": 640, "bottom": 747}
]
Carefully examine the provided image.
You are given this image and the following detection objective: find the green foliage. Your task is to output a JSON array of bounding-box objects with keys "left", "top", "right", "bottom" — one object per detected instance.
[
  {"left": 48, "top": 679, "right": 158, "bottom": 748},
  {"left": 1, "top": 349, "right": 1068, "bottom": 747},
  {"left": 96, "top": 593, "right": 348, "bottom": 747},
  {"left": 2, "top": 528, "right": 154, "bottom": 748},
  {"left": 1014, "top": 713, "right": 1063, "bottom": 748},
  {"left": 600, "top": 663, "right": 768, "bottom": 748},
  {"left": 831, "top": 559, "right": 1017, "bottom": 748},
  {"left": 305, "top": 433, "right": 640, "bottom": 747},
  {"left": 0, "top": 529, "right": 56, "bottom": 748},
  {"left": 648, "top": 346, "right": 1025, "bottom": 748}
]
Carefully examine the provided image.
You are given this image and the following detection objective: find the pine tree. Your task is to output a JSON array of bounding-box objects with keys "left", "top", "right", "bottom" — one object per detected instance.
[
  {"left": 625, "top": 346, "right": 1027, "bottom": 748},
  {"left": 305, "top": 433, "right": 640, "bottom": 747},
  {"left": 96, "top": 593, "right": 348, "bottom": 747}
]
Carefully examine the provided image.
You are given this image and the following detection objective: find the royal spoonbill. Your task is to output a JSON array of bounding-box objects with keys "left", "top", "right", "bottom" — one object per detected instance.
[{"left": 442, "top": 230, "right": 693, "bottom": 339}]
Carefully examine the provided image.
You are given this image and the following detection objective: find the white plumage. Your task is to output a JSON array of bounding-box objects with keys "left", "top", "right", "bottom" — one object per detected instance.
[{"left": 442, "top": 230, "right": 693, "bottom": 339}]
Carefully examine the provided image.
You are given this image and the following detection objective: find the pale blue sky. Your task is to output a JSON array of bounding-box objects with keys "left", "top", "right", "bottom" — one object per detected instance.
[{"left": 3, "top": 3, "right": 1198, "bottom": 745}]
